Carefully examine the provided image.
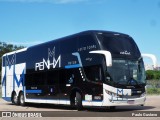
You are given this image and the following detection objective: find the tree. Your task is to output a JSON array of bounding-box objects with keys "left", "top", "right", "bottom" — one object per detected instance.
[{"left": 146, "top": 70, "right": 160, "bottom": 80}]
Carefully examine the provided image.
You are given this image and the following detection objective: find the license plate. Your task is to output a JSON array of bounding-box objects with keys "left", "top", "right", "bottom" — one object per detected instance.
[{"left": 127, "top": 100, "right": 135, "bottom": 104}]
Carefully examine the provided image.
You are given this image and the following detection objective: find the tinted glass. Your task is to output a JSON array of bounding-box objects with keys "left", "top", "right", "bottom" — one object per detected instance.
[
  {"left": 84, "top": 65, "right": 103, "bottom": 82},
  {"left": 97, "top": 33, "right": 141, "bottom": 59},
  {"left": 47, "top": 70, "right": 59, "bottom": 85}
]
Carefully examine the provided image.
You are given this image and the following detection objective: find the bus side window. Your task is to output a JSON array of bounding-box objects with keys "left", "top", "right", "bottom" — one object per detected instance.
[
  {"left": 33, "top": 72, "right": 45, "bottom": 86},
  {"left": 47, "top": 70, "right": 59, "bottom": 85},
  {"left": 77, "top": 34, "right": 97, "bottom": 53},
  {"left": 59, "top": 69, "right": 66, "bottom": 85},
  {"left": 25, "top": 73, "right": 35, "bottom": 86},
  {"left": 84, "top": 65, "right": 102, "bottom": 82}
]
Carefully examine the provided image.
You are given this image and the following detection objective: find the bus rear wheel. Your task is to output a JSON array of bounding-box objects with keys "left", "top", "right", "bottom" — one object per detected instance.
[
  {"left": 12, "top": 92, "right": 18, "bottom": 105},
  {"left": 109, "top": 106, "right": 116, "bottom": 111},
  {"left": 18, "top": 92, "right": 25, "bottom": 106}
]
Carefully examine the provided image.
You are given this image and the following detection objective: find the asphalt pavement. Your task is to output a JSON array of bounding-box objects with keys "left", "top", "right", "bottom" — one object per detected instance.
[{"left": 0, "top": 95, "right": 160, "bottom": 120}]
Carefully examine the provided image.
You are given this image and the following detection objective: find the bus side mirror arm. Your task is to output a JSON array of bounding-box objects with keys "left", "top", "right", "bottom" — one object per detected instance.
[
  {"left": 141, "top": 53, "right": 158, "bottom": 69},
  {"left": 89, "top": 50, "right": 112, "bottom": 67}
]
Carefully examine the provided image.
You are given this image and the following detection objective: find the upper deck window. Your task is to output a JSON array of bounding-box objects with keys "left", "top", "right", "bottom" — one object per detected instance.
[
  {"left": 97, "top": 33, "right": 141, "bottom": 59},
  {"left": 78, "top": 34, "right": 97, "bottom": 52}
]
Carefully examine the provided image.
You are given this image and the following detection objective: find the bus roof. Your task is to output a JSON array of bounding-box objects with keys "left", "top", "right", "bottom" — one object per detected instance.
[
  {"left": 29, "top": 30, "right": 129, "bottom": 48},
  {"left": 2, "top": 30, "right": 130, "bottom": 57}
]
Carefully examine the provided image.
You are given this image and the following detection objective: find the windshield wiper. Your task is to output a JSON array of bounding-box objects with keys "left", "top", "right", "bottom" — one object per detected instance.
[
  {"left": 114, "top": 81, "right": 127, "bottom": 88},
  {"left": 127, "top": 78, "right": 138, "bottom": 85}
]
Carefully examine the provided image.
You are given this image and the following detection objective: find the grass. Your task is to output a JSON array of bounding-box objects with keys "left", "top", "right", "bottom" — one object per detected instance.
[
  {"left": 147, "top": 80, "right": 160, "bottom": 87},
  {"left": 146, "top": 80, "right": 160, "bottom": 95},
  {"left": 147, "top": 88, "right": 160, "bottom": 95}
]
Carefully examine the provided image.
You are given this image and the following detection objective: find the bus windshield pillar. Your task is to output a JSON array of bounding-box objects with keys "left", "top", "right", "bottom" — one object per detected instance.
[{"left": 89, "top": 50, "right": 112, "bottom": 67}]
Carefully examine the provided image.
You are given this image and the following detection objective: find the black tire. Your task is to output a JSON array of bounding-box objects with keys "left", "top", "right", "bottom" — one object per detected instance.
[
  {"left": 76, "top": 92, "right": 83, "bottom": 111},
  {"left": 12, "top": 92, "right": 18, "bottom": 105},
  {"left": 70, "top": 92, "right": 76, "bottom": 107},
  {"left": 109, "top": 106, "right": 116, "bottom": 111},
  {"left": 18, "top": 92, "right": 25, "bottom": 106}
]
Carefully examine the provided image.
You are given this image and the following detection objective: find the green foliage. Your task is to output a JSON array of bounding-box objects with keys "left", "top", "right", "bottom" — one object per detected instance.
[
  {"left": 147, "top": 80, "right": 160, "bottom": 88},
  {"left": 0, "top": 42, "right": 25, "bottom": 84},
  {"left": 0, "top": 42, "right": 24, "bottom": 56},
  {"left": 146, "top": 70, "right": 160, "bottom": 80},
  {"left": 147, "top": 88, "right": 160, "bottom": 95}
]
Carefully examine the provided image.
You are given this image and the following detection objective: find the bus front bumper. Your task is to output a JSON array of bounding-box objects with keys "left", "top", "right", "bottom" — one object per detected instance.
[
  {"left": 102, "top": 95, "right": 146, "bottom": 106},
  {"left": 102, "top": 83, "right": 146, "bottom": 107}
]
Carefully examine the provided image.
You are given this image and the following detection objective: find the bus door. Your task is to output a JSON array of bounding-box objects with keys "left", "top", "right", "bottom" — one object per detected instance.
[
  {"left": 82, "top": 65, "right": 103, "bottom": 105},
  {"left": 46, "top": 70, "right": 59, "bottom": 103},
  {"left": 58, "top": 69, "right": 72, "bottom": 104}
]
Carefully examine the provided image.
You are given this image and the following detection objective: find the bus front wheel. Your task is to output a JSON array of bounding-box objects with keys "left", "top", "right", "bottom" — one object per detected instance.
[{"left": 75, "top": 92, "right": 83, "bottom": 111}]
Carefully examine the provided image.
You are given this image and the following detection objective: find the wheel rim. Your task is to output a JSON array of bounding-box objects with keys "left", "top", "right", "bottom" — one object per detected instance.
[
  {"left": 75, "top": 97, "right": 77, "bottom": 105},
  {"left": 13, "top": 94, "right": 17, "bottom": 103},
  {"left": 20, "top": 94, "right": 24, "bottom": 104}
]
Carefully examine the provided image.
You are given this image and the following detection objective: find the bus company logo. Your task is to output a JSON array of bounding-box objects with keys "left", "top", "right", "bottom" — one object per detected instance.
[
  {"left": 5, "top": 54, "right": 16, "bottom": 69},
  {"left": 35, "top": 47, "right": 61, "bottom": 71},
  {"left": 109, "top": 89, "right": 129, "bottom": 102},
  {"left": 120, "top": 50, "right": 131, "bottom": 55}
]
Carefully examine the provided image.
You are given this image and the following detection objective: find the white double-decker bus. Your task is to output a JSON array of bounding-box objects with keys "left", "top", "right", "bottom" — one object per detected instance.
[{"left": 1, "top": 30, "right": 146, "bottom": 110}]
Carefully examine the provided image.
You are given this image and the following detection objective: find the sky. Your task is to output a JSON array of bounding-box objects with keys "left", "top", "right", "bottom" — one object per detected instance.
[{"left": 0, "top": 0, "right": 160, "bottom": 66}]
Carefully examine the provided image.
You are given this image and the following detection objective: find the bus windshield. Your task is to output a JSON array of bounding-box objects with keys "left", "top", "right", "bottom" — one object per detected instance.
[{"left": 105, "top": 59, "right": 146, "bottom": 87}]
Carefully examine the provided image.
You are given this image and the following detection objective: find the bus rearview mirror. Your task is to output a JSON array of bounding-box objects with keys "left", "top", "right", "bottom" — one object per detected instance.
[
  {"left": 89, "top": 50, "right": 112, "bottom": 67},
  {"left": 141, "top": 53, "right": 158, "bottom": 69}
]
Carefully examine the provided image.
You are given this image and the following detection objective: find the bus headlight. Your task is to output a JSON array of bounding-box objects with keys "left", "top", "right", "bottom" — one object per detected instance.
[
  {"left": 105, "top": 89, "right": 119, "bottom": 97},
  {"left": 140, "top": 92, "right": 146, "bottom": 97}
]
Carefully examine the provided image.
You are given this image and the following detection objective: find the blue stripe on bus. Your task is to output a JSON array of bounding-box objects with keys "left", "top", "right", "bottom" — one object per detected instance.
[
  {"left": 2, "top": 97, "right": 11, "bottom": 102},
  {"left": 26, "top": 90, "right": 42, "bottom": 94},
  {"left": 2, "top": 74, "right": 6, "bottom": 86},
  {"left": 14, "top": 69, "right": 25, "bottom": 88},
  {"left": 26, "top": 98, "right": 70, "bottom": 101},
  {"left": 25, "top": 98, "right": 102, "bottom": 103},
  {"left": 65, "top": 64, "right": 80, "bottom": 69}
]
